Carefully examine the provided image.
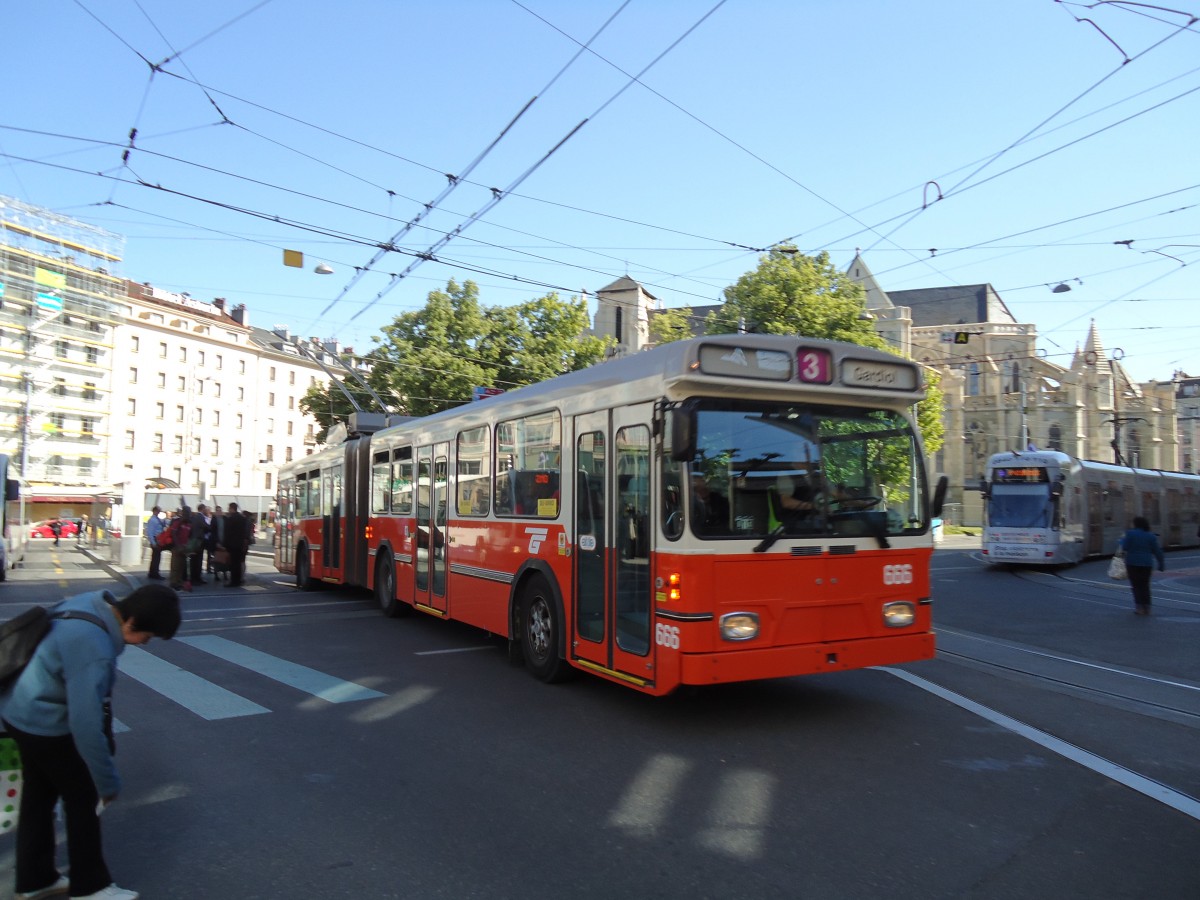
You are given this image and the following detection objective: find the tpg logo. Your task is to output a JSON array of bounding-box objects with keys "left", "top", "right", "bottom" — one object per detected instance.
[{"left": 526, "top": 527, "right": 549, "bottom": 554}]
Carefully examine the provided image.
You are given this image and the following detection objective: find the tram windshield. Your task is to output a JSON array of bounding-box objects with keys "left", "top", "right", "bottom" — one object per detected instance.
[
  {"left": 986, "top": 488, "right": 1052, "bottom": 528},
  {"left": 667, "top": 401, "right": 929, "bottom": 541}
]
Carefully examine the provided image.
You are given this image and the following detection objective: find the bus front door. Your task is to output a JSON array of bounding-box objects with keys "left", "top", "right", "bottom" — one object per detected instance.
[
  {"left": 414, "top": 444, "right": 449, "bottom": 615},
  {"left": 571, "top": 408, "right": 654, "bottom": 686}
]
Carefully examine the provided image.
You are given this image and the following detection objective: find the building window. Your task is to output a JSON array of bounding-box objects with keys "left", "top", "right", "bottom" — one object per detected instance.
[
  {"left": 285, "top": 447, "right": 293, "bottom": 462},
  {"left": 154, "top": 433, "right": 164, "bottom": 451},
  {"left": 1048, "top": 424, "right": 1063, "bottom": 451},
  {"left": 265, "top": 444, "right": 274, "bottom": 462},
  {"left": 198, "top": 351, "right": 206, "bottom": 365},
  {"left": 287, "top": 421, "right": 294, "bottom": 435},
  {"left": 212, "top": 439, "right": 220, "bottom": 455},
  {"left": 81, "top": 417, "right": 95, "bottom": 435},
  {"left": 268, "top": 392, "right": 275, "bottom": 407},
  {"left": 132, "top": 336, "right": 140, "bottom": 353},
  {"left": 233, "top": 471, "right": 241, "bottom": 488},
  {"left": 237, "top": 414, "right": 244, "bottom": 429},
  {"left": 216, "top": 354, "right": 223, "bottom": 370},
  {"left": 235, "top": 442, "right": 243, "bottom": 456},
  {"left": 177, "top": 376, "right": 187, "bottom": 392},
  {"left": 213, "top": 410, "right": 220, "bottom": 426},
  {"left": 238, "top": 387, "right": 245, "bottom": 401},
  {"left": 239, "top": 360, "right": 246, "bottom": 375},
  {"left": 83, "top": 383, "right": 97, "bottom": 401},
  {"left": 264, "top": 472, "right": 273, "bottom": 490},
  {"left": 86, "top": 347, "right": 98, "bottom": 364},
  {"left": 288, "top": 371, "right": 295, "bottom": 385},
  {"left": 267, "top": 418, "right": 274, "bottom": 433},
  {"left": 55, "top": 339, "right": 69, "bottom": 358},
  {"left": 129, "top": 367, "right": 138, "bottom": 384},
  {"left": 179, "top": 347, "right": 187, "bottom": 363},
  {"left": 193, "top": 438, "right": 201, "bottom": 455},
  {"left": 192, "top": 468, "right": 200, "bottom": 487},
  {"left": 125, "top": 430, "right": 136, "bottom": 450},
  {"left": 52, "top": 378, "right": 66, "bottom": 397},
  {"left": 130, "top": 398, "right": 138, "bottom": 415},
  {"left": 159, "top": 342, "right": 167, "bottom": 358},
  {"left": 176, "top": 405, "right": 185, "bottom": 422},
  {"left": 157, "top": 372, "right": 166, "bottom": 388},
  {"left": 173, "top": 436, "right": 183, "bottom": 453},
  {"left": 49, "top": 413, "right": 65, "bottom": 431},
  {"left": 288, "top": 396, "right": 295, "bottom": 410},
  {"left": 269, "top": 366, "right": 276, "bottom": 381},
  {"left": 155, "top": 402, "right": 164, "bottom": 419},
  {"left": 209, "top": 469, "right": 218, "bottom": 489}
]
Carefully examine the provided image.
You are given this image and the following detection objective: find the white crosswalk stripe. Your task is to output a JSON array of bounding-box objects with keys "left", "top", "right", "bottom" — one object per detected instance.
[{"left": 114, "top": 636, "right": 385, "bottom": 726}]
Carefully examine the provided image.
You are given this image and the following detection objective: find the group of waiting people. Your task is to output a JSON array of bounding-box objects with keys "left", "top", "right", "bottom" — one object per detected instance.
[{"left": 142, "top": 502, "right": 254, "bottom": 590}]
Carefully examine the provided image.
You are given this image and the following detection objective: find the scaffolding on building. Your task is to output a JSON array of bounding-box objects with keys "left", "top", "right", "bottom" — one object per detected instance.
[{"left": 0, "top": 196, "right": 125, "bottom": 502}]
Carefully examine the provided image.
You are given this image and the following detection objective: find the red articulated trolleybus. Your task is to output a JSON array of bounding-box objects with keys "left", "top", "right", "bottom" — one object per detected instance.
[{"left": 275, "top": 334, "right": 948, "bottom": 696}]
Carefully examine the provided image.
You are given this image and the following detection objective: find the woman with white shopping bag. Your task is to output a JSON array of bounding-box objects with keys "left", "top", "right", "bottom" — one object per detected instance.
[{"left": 1119, "top": 516, "right": 1165, "bottom": 617}]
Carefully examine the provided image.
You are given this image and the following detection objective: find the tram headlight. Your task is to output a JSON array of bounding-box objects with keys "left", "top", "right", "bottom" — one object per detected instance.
[
  {"left": 882, "top": 601, "right": 916, "bottom": 628},
  {"left": 719, "top": 612, "right": 759, "bottom": 641}
]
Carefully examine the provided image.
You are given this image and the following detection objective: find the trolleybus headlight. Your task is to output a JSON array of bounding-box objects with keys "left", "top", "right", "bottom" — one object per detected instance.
[
  {"left": 882, "top": 601, "right": 915, "bottom": 628},
  {"left": 720, "top": 612, "right": 759, "bottom": 641}
]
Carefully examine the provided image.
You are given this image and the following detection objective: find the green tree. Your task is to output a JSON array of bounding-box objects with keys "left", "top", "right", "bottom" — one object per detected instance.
[
  {"left": 300, "top": 280, "right": 609, "bottom": 436},
  {"left": 649, "top": 305, "right": 695, "bottom": 344},
  {"left": 705, "top": 247, "right": 884, "bottom": 348}
]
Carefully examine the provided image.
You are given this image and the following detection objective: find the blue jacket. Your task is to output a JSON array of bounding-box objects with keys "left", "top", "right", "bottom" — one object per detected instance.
[
  {"left": 144, "top": 513, "right": 165, "bottom": 544},
  {"left": 1120, "top": 528, "right": 1165, "bottom": 570},
  {"left": 0, "top": 590, "right": 125, "bottom": 797}
]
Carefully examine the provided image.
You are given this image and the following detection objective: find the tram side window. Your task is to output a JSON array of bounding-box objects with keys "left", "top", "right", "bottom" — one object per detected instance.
[
  {"left": 392, "top": 447, "right": 413, "bottom": 515},
  {"left": 457, "top": 426, "right": 491, "bottom": 516},
  {"left": 371, "top": 450, "right": 391, "bottom": 514},
  {"left": 495, "top": 411, "right": 561, "bottom": 517}
]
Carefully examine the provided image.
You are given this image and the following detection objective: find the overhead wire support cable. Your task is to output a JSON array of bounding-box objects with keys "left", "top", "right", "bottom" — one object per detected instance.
[
  {"left": 347, "top": 118, "right": 588, "bottom": 323},
  {"left": 323, "top": 2, "right": 630, "bottom": 319},
  {"left": 320, "top": 95, "right": 540, "bottom": 316}
]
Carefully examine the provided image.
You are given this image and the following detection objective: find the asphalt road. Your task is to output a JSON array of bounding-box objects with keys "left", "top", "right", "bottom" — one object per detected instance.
[{"left": 1, "top": 536, "right": 1197, "bottom": 899}]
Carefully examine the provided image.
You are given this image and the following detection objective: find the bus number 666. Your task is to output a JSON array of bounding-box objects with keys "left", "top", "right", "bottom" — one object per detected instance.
[
  {"left": 882, "top": 564, "right": 913, "bottom": 585},
  {"left": 655, "top": 623, "right": 680, "bottom": 649}
]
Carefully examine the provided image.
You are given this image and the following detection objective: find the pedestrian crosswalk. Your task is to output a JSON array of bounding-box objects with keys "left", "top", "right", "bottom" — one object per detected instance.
[{"left": 113, "top": 636, "right": 385, "bottom": 728}]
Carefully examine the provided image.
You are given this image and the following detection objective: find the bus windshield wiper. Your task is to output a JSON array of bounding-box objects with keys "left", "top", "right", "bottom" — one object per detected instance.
[{"left": 753, "top": 525, "right": 786, "bottom": 553}]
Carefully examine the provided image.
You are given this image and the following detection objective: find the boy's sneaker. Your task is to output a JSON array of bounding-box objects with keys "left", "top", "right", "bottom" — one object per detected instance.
[
  {"left": 72, "top": 885, "right": 139, "bottom": 900},
  {"left": 16, "top": 875, "right": 69, "bottom": 899}
]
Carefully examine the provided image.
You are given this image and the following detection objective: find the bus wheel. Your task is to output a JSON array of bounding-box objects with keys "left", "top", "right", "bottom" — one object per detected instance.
[
  {"left": 296, "top": 547, "right": 317, "bottom": 591},
  {"left": 375, "top": 552, "right": 407, "bottom": 618},
  {"left": 520, "top": 576, "right": 568, "bottom": 683}
]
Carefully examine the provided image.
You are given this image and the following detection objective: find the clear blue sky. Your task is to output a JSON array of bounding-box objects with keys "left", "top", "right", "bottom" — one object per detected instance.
[{"left": 3, "top": 0, "right": 1197, "bottom": 383}]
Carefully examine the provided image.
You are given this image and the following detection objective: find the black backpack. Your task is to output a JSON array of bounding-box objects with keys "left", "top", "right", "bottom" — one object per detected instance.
[{"left": 0, "top": 606, "right": 109, "bottom": 690}]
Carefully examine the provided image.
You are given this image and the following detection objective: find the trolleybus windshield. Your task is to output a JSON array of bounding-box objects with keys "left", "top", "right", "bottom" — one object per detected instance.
[{"left": 681, "top": 401, "right": 928, "bottom": 540}]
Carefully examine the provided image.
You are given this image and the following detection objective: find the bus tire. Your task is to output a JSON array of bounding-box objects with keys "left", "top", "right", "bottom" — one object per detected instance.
[
  {"left": 296, "top": 546, "right": 317, "bottom": 591},
  {"left": 519, "top": 575, "right": 569, "bottom": 683},
  {"left": 375, "top": 551, "right": 408, "bottom": 618}
]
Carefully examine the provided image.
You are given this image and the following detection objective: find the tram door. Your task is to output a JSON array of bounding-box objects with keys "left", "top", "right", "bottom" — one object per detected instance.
[
  {"left": 571, "top": 406, "right": 654, "bottom": 682},
  {"left": 321, "top": 462, "right": 342, "bottom": 577},
  {"left": 414, "top": 444, "right": 448, "bottom": 614}
]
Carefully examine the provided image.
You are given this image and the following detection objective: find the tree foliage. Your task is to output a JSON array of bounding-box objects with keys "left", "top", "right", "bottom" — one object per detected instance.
[{"left": 300, "top": 280, "right": 609, "bottom": 439}]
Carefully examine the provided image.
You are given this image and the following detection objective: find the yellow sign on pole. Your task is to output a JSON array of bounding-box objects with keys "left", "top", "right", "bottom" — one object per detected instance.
[{"left": 283, "top": 249, "right": 303, "bottom": 268}]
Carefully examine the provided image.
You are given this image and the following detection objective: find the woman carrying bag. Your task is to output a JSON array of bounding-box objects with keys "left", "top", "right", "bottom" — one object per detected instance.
[{"left": 1119, "top": 516, "right": 1165, "bottom": 616}]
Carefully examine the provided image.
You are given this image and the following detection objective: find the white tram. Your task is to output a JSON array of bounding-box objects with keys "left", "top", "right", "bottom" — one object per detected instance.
[{"left": 980, "top": 450, "right": 1200, "bottom": 565}]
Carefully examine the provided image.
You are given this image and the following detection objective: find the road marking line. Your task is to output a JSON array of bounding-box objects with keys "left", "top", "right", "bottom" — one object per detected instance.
[
  {"left": 118, "top": 646, "right": 269, "bottom": 720},
  {"left": 881, "top": 667, "right": 1200, "bottom": 822},
  {"left": 178, "top": 635, "right": 385, "bottom": 702}
]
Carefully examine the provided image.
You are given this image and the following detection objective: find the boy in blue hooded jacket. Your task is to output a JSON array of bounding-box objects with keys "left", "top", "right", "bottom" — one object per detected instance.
[{"left": 1, "top": 584, "right": 180, "bottom": 900}]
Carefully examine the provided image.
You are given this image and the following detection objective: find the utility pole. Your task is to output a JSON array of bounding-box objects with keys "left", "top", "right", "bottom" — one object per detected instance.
[{"left": 1106, "top": 415, "right": 1146, "bottom": 466}]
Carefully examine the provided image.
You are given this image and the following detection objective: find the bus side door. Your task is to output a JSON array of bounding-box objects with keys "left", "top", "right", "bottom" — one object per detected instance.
[
  {"left": 414, "top": 444, "right": 449, "bottom": 614},
  {"left": 321, "top": 462, "right": 342, "bottom": 578},
  {"left": 571, "top": 407, "right": 654, "bottom": 683}
]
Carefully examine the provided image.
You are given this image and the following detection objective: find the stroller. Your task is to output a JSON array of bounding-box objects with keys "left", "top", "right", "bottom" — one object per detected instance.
[{"left": 211, "top": 546, "right": 231, "bottom": 582}]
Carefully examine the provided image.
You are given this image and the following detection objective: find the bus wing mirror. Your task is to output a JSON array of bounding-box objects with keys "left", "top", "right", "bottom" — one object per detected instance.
[
  {"left": 931, "top": 475, "right": 948, "bottom": 519},
  {"left": 669, "top": 404, "right": 697, "bottom": 462},
  {"left": 978, "top": 478, "right": 989, "bottom": 498},
  {"left": 1050, "top": 479, "right": 1064, "bottom": 498}
]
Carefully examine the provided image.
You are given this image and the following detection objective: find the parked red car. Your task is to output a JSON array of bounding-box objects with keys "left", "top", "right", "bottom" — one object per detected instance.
[{"left": 30, "top": 519, "right": 80, "bottom": 539}]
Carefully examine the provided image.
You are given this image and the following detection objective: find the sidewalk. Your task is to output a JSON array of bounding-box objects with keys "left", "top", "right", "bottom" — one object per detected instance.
[
  {"left": 81, "top": 544, "right": 276, "bottom": 592},
  {"left": 935, "top": 531, "right": 981, "bottom": 551}
]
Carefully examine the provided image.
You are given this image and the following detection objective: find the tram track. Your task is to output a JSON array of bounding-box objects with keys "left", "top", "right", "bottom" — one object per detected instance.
[{"left": 933, "top": 625, "right": 1200, "bottom": 728}]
